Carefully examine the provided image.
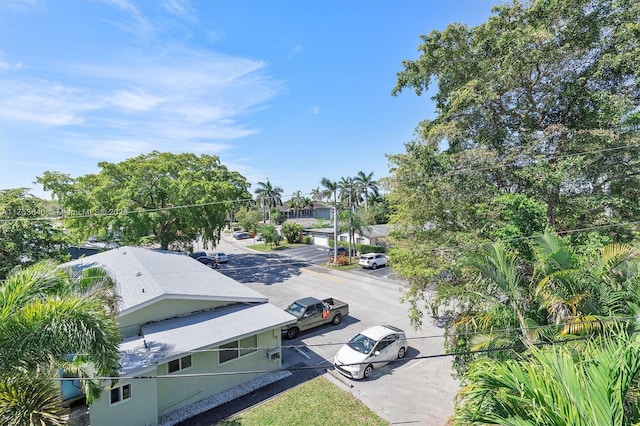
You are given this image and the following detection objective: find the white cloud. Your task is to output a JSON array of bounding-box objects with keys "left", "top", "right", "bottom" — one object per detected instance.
[
  {"left": 311, "top": 106, "right": 321, "bottom": 115},
  {"left": 161, "top": 0, "right": 194, "bottom": 18},
  {"left": 0, "top": 59, "right": 23, "bottom": 70},
  {"left": 0, "top": 80, "right": 98, "bottom": 126},
  {"left": 101, "top": 0, "right": 155, "bottom": 38},
  {"left": 107, "top": 90, "right": 164, "bottom": 111},
  {"left": 288, "top": 43, "right": 303, "bottom": 61}
]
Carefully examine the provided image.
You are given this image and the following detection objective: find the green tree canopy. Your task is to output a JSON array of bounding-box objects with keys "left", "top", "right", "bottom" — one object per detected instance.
[
  {"left": 386, "top": 0, "right": 640, "bottom": 328},
  {"left": 37, "top": 151, "right": 252, "bottom": 250},
  {"left": 234, "top": 206, "right": 261, "bottom": 235},
  {"left": 0, "top": 188, "right": 69, "bottom": 279},
  {"left": 392, "top": 0, "right": 639, "bottom": 231}
]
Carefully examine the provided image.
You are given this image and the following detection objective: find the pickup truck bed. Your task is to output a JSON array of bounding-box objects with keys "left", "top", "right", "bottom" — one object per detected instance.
[{"left": 282, "top": 296, "right": 349, "bottom": 339}]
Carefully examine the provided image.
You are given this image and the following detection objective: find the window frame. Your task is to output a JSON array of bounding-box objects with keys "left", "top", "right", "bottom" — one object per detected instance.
[
  {"left": 109, "top": 383, "right": 132, "bottom": 405},
  {"left": 167, "top": 355, "right": 192, "bottom": 374},
  {"left": 219, "top": 335, "right": 258, "bottom": 364}
]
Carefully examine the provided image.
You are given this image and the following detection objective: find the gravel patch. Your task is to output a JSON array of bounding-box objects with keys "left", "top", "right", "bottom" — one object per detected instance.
[{"left": 158, "top": 370, "right": 292, "bottom": 426}]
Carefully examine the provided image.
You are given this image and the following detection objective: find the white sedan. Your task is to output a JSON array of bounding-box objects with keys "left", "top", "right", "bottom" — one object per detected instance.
[{"left": 334, "top": 325, "right": 407, "bottom": 379}]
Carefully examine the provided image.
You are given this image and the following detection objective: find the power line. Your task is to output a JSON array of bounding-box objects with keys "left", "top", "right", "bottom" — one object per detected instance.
[
  {"left": 51, "top": 327, "right": 634, "bottom": 382},
  {"left": 3, "top": 143, "right": 638, "bottom": 224},
  {"left": 63, "top": 316, "right": 635, "bottom": 360}
]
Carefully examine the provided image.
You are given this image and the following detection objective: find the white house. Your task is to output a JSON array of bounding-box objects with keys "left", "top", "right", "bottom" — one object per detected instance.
[{"left": 61, "top": 246, "right": 296, "bottom": 426}]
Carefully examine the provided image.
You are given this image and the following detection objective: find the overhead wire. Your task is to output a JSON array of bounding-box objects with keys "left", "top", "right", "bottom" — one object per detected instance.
[
  {"left": 51, "top": 325, "right": 638, "bottom": 382},
  {"left": 2, "top": 143, "right": 638, "bottom": 224}
]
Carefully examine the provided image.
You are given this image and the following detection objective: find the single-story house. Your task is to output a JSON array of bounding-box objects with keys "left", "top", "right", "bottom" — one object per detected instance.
[
  {"left": 276, "top": 201, "right": 333, "bottom": 221},
  {"left": 60, "top": 246, "right": 296, "bottom": 426},
  {"left": 303, "top": 224, "right": 393, "bottom": 250},
  {"left": 338, "top": 224, "right": 393, "bottom": 248}
]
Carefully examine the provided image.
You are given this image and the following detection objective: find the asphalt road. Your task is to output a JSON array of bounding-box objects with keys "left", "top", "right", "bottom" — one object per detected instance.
[{"left": 181, "top": 236, "right": 459, "bottom": 425}]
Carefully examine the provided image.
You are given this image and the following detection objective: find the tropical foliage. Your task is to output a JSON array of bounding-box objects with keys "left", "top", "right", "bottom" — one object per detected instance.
[
  {"left": 453, "top": 327, "right": 640, "bottom": 425},
  {"left": 0, "top": 261, "right": 121, "bottom": 425},
  {"left": 434, "top": 232, "right": 640, "bottom": 377},
  {"left": 0, "top": 188, "right": 69, "bottom": 279},
  {"left": 385, "top": 0, "right": 640, "bottom": 328},
  {"left": 37, "top": 151, "right": 252, "bottom": 250},
  {"left": 254, "top": 179, "right": 283, "bottom": 224}
]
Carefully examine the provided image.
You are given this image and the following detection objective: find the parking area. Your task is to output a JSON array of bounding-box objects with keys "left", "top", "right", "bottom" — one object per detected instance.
[{"left": 205, "top": 236, "right": 460, "bottom": 425}]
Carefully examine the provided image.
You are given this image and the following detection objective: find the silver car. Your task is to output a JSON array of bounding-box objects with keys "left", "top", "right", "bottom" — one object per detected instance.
[
  {"left": 211, "top": 252, "right": 229, "bottom": 263},
  {"left": 334, "top": 325, "right": 407, "bottom": 379}
]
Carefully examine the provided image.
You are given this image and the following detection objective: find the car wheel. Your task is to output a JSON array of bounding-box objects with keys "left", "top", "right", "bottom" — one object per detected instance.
[
  {"left": 372, "top": 263, "right": 378, "bottom": 270},
  {"left": 285, "top": 327, "right": 299, "bottom": 339},
  {"left": 363, "top": 364, "right": 373, "bottom": 379},
  {"left": 397, "top": 347, "right": 406, "bottom": 359},
  {"left": 332, "top": 314, "right": 342, "bottom": 325}
]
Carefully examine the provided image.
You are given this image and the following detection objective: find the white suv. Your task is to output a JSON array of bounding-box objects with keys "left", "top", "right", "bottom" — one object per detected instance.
[{"left": 358, "top": 253, "right": 388, "bottom": 269}]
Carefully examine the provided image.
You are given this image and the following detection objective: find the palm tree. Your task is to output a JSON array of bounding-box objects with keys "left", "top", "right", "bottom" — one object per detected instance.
[
  {"left": 254, "top": 179, "right": 283, "bottom": 224},
  {"left": 0, "top": 261, "right": 121, "bottom": 425},
  {"left": 338, "top": 177, "right": 358, "bottom": 207},
  {"left": 310, "top": 186, "right": 323, "bottom": 202},
  {"left": 463, "top": 241, "right": 536, "bottom": 346},
  {"left": 453, "top": 328, "right": 640, "bottom": 425},
  {"left": 535, "top": 232, "right": 640, "bottom": 335},
  {"left": 353, "top": 171, "right": 379, "bottom": 210},
  {"left": 320, "top": 177, "right": 339, "bottom": 264},
  {"left": 288, "top": 190, "right": 303, "bottom": 218}
]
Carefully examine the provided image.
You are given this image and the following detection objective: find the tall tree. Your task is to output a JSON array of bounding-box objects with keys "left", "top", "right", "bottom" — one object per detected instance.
[
  {"left": 353, "top": 171, "right": 379, "bottom": 210},
  {"left": 386, "top": 0, "right": 640, "bottom": 328},
  {"left": 288, "top": 190, "right": 304, "bottom": 218},
  {"left": 254, "top": 179, "right": 283, "bottom": 224},
  {"left": 338, "top": 177, "right": 357, "bottom": 208},
  {"left": 38, "top": 151, "right": 251, "bottom": 251},
  {"left": 0, "top": 261, "right": 121, "bottom": 425},
  {"left": 392, "top": 0, "right": 640, "bottom": 231},
  {"left": 0, "top": 188, "right": 69, "bottom": 279},
  {"left": 320, "top": 177, "right": 339, "bottom": 264},
  {"left": 310, "top": 186, "right": 323, "bottom": 203}
]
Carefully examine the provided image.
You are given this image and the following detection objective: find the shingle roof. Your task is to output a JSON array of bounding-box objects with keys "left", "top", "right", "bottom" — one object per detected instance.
[
  {"left": 61, "top": 246, "right": 268, "bottom": 315},
  {"left": 118, "top": 303, "right": 296, "bottom": 375}
]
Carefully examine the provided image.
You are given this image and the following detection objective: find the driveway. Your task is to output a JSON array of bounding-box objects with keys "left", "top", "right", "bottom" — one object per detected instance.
[{"left": 185, "top": 235, "right": 459, "bottom": 425}]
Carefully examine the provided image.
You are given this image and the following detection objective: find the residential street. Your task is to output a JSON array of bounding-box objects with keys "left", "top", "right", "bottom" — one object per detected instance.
[{"left": 182, "top": 236, "right": 460, "bottom": 425}]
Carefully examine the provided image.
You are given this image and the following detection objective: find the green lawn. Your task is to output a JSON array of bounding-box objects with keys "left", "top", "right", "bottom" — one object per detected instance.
[{"left": 217, "top": 376, "right": 388, "bottom": 426}]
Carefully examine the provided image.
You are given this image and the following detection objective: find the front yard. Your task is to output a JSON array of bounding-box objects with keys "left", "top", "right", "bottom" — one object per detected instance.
[{"left": 217, "top": 376, "right": 388, "bottom": 425}]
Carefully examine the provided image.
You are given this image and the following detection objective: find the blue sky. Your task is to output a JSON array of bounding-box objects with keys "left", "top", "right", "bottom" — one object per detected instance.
[{"left": 1, "top": 0, "right": 496, "bottom": 201}]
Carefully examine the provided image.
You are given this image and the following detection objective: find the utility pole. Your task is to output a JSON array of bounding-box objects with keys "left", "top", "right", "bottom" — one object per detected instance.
[
  {"left": 348, "top": 179, "right": 353, "bottom": 263},
  {"left": 333, "top": 186, "right": 338, "bottom": 265}
]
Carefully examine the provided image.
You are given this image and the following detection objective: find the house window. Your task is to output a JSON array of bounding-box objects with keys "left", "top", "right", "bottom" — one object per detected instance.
[
  {"left": 110, "top": 383, "right": 131, "bottom": 405},
  {"left": 168, "top": 355, "right": 192, "bottom": 373},
  {"left": 219, "top": 335, "right": 258, "bottom": 364}
]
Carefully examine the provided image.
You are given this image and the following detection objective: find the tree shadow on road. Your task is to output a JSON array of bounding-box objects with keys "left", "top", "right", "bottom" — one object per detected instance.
[{"left": 217, "top": 253, "right": 311, "bottom": 285}]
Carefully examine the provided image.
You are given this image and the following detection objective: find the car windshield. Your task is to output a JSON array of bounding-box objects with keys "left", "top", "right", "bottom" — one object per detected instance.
[
  {"left": 286, "top": 302, "right": 306, "bottom": 318},
  {"left": 347, "top": 334, "right": 376, "bottom": 354}
]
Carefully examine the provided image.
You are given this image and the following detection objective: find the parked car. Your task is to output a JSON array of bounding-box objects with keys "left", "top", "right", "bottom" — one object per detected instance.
[
  {"left": 196, "top": 256, "right": 219, "bottom": 268},
  {"left": 282, "top": 297, "right": 349, "bottom": 339},
  {"left": 211, "top": 252, "right": 228, "bottom": 263},
  {"left": 233, "top": 232, "right": 252, "bottom": 240},
  {"left": 358, "top": 253, "right": 388, "bottom": 269},
  {"left": 329, "top": 246, "right": 356, "bottom": 257},
  {"left": 334, "top": 325, "right": 407, "bottom": 380},
  {"left": 190, "top": 251, "right": 207, "bottom": 259}
]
